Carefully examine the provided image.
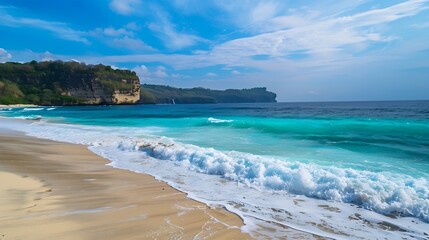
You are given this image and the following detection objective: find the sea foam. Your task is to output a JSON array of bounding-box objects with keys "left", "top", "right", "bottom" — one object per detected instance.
[
  {"left": 116, "top": 137, "right": 429, "bottom": 222},
  {"left": 2, "top": 119, "right": 428, "bottom": 239},
  {"left": 22, "top": 107, "right": 45, "bottom": 111},
  {"left": 208, "top": 117, "right": 234, "bottom": 123}
]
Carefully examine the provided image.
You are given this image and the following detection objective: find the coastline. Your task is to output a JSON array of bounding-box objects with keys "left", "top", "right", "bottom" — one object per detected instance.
[
  {"left": 0, "top": 104, "right": 39, "bottom": 109},
  {"left": 0, "top": 129, "right": 251, "bottom": 239},
  {"left": 2, "top": 104, "right": 426, "bottom": 239}
]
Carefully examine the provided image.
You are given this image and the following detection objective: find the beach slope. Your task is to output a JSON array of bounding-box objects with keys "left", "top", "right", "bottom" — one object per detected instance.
[{"left": 0, "top": 130, "right": 250, "bottom": 240}]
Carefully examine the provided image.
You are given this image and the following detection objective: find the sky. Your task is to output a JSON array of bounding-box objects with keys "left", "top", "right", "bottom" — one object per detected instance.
[{"left": 0, "top": 0, "right": 428, "bottom": 102}]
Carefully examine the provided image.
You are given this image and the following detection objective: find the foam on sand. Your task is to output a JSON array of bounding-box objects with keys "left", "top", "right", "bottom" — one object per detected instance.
[{"left": 2, "top": 119, "right": 428, "bottom": 239}]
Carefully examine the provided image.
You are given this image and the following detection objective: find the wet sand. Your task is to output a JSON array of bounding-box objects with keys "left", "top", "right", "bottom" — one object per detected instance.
[{"left": 0, "top": 130, "right": 251, "bottom": 239}]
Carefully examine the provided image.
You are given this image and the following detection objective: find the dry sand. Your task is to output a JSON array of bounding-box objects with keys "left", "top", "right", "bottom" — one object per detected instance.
[{"left": 0, "top": 130, "right": 251, "bottom": 240}]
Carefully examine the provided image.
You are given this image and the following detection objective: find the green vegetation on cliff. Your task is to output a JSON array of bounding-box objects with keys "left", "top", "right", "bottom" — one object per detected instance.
[
  {"left": 0, "top": 61, "right": 140, "bottom": 105},
  {"left": 140, "top": 84, "right": 277, "bottom": 104}
]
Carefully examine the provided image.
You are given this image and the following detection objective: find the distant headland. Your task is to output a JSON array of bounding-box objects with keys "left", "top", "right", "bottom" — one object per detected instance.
[
  {"left": 140, "top": 84, "right": 277, "bottom": 104},
  {"left": 0, "top": 61, "right": 276, "bottom": 105}
]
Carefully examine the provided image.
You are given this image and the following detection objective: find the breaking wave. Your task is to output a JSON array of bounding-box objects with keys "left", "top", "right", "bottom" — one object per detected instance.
[
  {"left": 117, "top": 137, "right": 429, "bottom": 222},
  {"left": 208, "top": 117, "right": 234, "bottom": 123}
]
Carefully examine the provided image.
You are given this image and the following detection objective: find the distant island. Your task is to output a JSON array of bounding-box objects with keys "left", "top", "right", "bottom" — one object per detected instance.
[
  {"left": 0, "top": 61, "right": 276, "bottom": 105},
  {"left": 140, "top": 84, "right": 276, "bottom": 104},
  {"left": 0, "top": 61, "right": 140, "bottom": 105}
]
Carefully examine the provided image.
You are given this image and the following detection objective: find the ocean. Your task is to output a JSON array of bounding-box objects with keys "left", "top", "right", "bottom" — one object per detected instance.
[{"left": 1, "top": 101, "right": 428, "bottom": 239}]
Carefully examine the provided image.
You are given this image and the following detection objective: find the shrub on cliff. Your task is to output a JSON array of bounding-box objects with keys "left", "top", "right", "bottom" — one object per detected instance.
[{"left": 0, "top": 61, "right": 140, "bottom": 105}]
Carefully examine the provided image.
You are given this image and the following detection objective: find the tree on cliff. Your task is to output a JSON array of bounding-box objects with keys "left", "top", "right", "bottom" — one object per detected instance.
[{"left": 0, "top": 61, "right": 140, "bottom": 105}]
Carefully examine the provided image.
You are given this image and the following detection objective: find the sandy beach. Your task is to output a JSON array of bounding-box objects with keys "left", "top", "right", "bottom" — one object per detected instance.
[{"left": 0, "top": 129, "right": 251, "bottom": 240}]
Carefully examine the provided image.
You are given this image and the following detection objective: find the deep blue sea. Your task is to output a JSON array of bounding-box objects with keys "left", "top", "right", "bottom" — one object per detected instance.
[{"left": 1, "top": 101, "right": 429, "bottom": 239}]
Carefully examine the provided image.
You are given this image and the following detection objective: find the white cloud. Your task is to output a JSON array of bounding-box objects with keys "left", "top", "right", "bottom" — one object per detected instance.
[
  {"left": 133, "top": 64, "right": 150, "bottom": 76},
  {"left": 4, "top": 49, "right": 61, "bottom": 63},
  {"left": 0, "top": 12, "right": 89, "bottom": 44},
  {"left": 412, "top": 21, "right": 429, "bottom": 28},
  {"left": 125, "top": 22, "right": 140, "bottom": 31},
  {"left": 250, "top": 1, "right": 280, "bottom": 24},
  {"left": 149, "top": 23, "right": 205, "bottom": 50},
  {"left": 157, "top": 65, "right": 167, "bottom": 71},
  {"left": 153, "top": 66, "right": 168, "bottom": 78},
  {"left": 90, "top": 25, "right": 155, "bottom": 51},
  {"left": 90, "top": 23, "right": 141, "bottom": 38},
  {"left": 232, "top": 70, "right": 241, "bottom": 75},
  {"left": 211, "top": 0, "right": 429, "bottom": 60},
  {"left": 132, "top": 65, "right": 169, "bottom": 82},
  {"left": 148, "top": 8, "right": 207, "bottom": 50},
  {"left": 40, "top": 51, "right": 55, "bottom": 62},
  {"left": 172, "top": 73, "right": 186, "bottom": 78},
  {"left": 41, "top": 57, "right": 53, "bottom": 62},
  {"left": 100, "top": 27, "right": 133, "bottom": 37},
  {"left": 111, "top": 36, "right": 155, "bottom": 51},
  {"left": 109, "top": 0, "right": 142, "bottom": 15},
  {"left": 206, "top": 72, "right": 217, "bottom": 77},
  {"left": 0, "top": 48, "right": 12, "bottom": 62},
  {"left": 11, "top": 1, "right": 427, "bottom": 86}
]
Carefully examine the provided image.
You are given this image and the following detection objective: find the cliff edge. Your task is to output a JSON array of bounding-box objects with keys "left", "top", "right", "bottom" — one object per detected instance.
[{"left": 0, "top": 61, "right": 140, "bottom": 105}]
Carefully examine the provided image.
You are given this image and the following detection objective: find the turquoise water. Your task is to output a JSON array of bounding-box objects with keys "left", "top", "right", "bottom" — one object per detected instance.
[
  {"left": 2, "top": 101, "right": 429, "bottom": 238},
  {"left": 4, "top": 101, "right": 428, "bottom": 176}
]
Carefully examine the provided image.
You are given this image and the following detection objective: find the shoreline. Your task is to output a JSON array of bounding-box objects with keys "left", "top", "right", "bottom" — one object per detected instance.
[
  {"left": 1, "top": 104, "right": 428, "bottom": 239},
  {"left": 0, "top": 129, "right": 251, "bottom": 239},
  {"left": 0, "top": 104, "right": 39, "bottom": 109}
]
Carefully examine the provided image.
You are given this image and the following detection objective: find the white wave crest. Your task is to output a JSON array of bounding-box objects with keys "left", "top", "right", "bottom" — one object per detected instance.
[
  {"left": 208, "top": 117, "right": 233, "bottom": 123},
  {"left": 22, "top": 107, "right": 44, "bottom": 111},
  {"left": 117, "top": 138, "right": 429, "bottom": 222},
  {"left": 14, "top": 115, "right": 42, "bottom": 120}
]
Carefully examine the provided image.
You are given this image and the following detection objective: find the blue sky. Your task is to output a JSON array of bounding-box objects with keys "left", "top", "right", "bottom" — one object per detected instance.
[{"left": 0, "top": 0, "right": 428, "bottom": 101}]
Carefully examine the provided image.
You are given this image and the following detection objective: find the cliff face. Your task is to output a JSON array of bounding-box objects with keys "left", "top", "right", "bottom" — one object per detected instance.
[
  {"left": 0, "top": 61, "right": 140, "bottom": 105},
  {"left": 64, "top": 77, "right": 140, "bottom": 105}
]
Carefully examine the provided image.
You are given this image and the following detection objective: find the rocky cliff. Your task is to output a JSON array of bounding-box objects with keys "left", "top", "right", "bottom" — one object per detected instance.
[
  {"left": 63, "top": 77, "right": 140, "bottom": 105},
  {"left": 0, "top": 61, "right": 140, "bottom": 105}
]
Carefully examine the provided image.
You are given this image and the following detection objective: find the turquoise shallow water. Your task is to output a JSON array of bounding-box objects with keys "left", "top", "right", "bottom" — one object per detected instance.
[
  {"left": 2, "top": 101, "right": 429, "bottom": 238},
  {"left": 3, "top": 101, "right": 428, "bottom": 177}
]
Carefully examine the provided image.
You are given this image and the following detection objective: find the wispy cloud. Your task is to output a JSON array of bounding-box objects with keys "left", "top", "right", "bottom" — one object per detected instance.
[
  {"left": 0, "top": 48, "right": 12, "bottom": 63},
  {"left": 7, "top": 1, "right": 428, "bottom": 78},
  {"left": 334, "top": 0, "right": 429, "bottom": 27},
  {"left": 62, "top": 0, "right": 427, "bottom": 76},
  {"left": 0, "top": 10, "right": 89, "bottom": 44},
  {"left": 90, "top": 24, "right": 155, "bottom": 51},
  {"left": 211, "top": 0, "right": 429, "bottom": 60},
  {"left": 109, "top": 0, "right": 142, "bottom": 15},
  {"left": 110, "top": 36, "right": 155, "bottom": 51},
  {"left": 250, "top": 1, "right": 280, "bottom": 24},
  {"left": 206, "top": 72, "right": 217, "bottom": 77},
  {"left": 412, "top": 21, "right": 429, "bottom": 28},
  {"left": 91, "top": 27, "right": 134, "bottom": 37},
  {"left": 148, "top": 7, "right": 208, "bottom": 50},
  {"left": 133, "top": 65, "right": 169, "bottom": 83}
]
